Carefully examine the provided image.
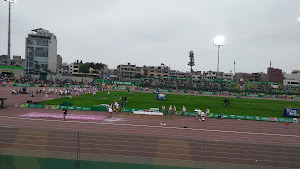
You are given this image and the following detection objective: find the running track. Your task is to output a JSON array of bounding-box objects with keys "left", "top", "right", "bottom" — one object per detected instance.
[{"left": 0, "top": 87, "right": 300, "bottom": 168}]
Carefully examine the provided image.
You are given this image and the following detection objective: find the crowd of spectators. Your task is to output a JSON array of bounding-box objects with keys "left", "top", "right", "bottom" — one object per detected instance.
[
  {"left": 245, "top": 82, "right": 300, "bottom": 94},
  {"left": 0, "top": 76, "right": 93, "bottom": 86},
  {"left": 1, "top": 74, "right": 300, "bottom": 94},
  {"left": 140, "top": 78, "right": 193, "bottom": 90},
  {"left": 201, "top": 81, "right": 238, "bottom": 91}
]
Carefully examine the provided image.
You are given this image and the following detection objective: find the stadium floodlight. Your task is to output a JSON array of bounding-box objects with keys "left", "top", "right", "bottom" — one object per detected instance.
[
  {"left": 214, "top": 36, "right": 225, "bottom": 46},
  {"left": 213, "top": 36, "right": 226, "bottom": 77},
  {"left": 4, "top": 0, "right": 17, "bottom": 2},
  {"left": 298, "top": 12, "right": 300, "bottom": 22},
  {"left": 4, "top": 0, "right": 17, "bottom": 66}
]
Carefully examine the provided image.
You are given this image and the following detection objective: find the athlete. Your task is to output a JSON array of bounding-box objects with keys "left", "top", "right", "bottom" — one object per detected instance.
[{"left": 182, "top": 105, "right": 186, "bottom": 116}]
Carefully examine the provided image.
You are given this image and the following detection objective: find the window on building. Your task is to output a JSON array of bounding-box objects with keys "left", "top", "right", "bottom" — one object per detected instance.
[
  {"left": 42, "top": 40, "right": 48, "bottom": 46},
  {"left": 37, "top": 40, "right": 42, "bottom": 46},
  {"left": 27, "top": 39, "right": 34, "bottom": 45}
]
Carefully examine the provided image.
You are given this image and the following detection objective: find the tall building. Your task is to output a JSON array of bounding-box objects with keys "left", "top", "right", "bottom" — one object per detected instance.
[
  {"left": 58, "top": 62, "right": 73, "bottom": 75},
  {"left": 292, "top": 70, "right": 300, "bottom": 74},
  {"left": 72, "top": 60, "right": 82, "bottom": 75},
  {"left": 56, "top": 55, "right": 62, "bottom": 72},
  {"left": 251, "top": 72, "right": 269, "bottom": 82},
  {"left": 0, "top": 55, "right": 9, "bottom": 66},
  {"left": 203, "top": 70, "right": 222, "bottom": 80},
  {"left": 267, "top": 67, "right": 283, "bottom": 83},
  {"left": 25, "top": 28, "right": 57, "bottom": 74},
  {"left": 234, "top": 73, "right": 252, "bottom": 82},
  {"left": 139, "top": 63, "right": 170, "bottom": 78},
  {"left": 117, "top": 63, "right": 136, "bottom": 80}
]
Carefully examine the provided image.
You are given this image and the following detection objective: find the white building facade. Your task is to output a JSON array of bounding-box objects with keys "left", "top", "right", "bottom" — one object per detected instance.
[{"left": 25, "top": 28, "right": 57, "bottom": 74}]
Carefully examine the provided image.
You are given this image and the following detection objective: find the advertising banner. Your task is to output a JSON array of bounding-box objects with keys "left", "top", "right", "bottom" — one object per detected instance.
[
  {"left": 156, "top": 94, "right": 167, "bottom": 101},
  {"left": 210, "top": 113, "right": 294, "bottom": 122},
  {"left": 283, "top": 108, "right": 299, "bottom": 118},
  {"left": 9, "top": 83, "right": 36, "bottom": 87},
  {"left": 94, "top": 79, "right": 140, "bottom": 86}
]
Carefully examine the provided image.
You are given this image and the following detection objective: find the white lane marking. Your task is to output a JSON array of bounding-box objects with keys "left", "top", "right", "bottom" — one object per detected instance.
[{"left": 0, "top": 115, "right": 299, "bottom": 138}]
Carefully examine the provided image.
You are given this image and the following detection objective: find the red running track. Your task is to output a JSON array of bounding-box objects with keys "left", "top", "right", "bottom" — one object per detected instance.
[{"left": 0, "top": 87, "right": 300, "bottom": 168}]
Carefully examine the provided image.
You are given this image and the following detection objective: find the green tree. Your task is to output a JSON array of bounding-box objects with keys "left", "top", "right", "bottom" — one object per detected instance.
[
  {"left": 79, "top": 63, "right": 92, "bottom": 73},
  {"left": 90, "top": 62, "right": 104, "bottom": 70}
]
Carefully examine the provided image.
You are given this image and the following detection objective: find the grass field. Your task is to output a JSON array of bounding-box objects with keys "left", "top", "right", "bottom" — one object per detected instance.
[{"left": 39, "top": 91, "right": 300, "bottom": 118}]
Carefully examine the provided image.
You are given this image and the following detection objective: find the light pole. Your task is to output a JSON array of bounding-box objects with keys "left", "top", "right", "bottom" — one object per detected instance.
[
  {"left": 4, "top": 0, "right": 16, "bottom": 66},
  {"left": 234, "top": 61, "right": 236, "bottom": 75},
  {"left": 213, "top": 36, "right": 225, "bottom": 77}
]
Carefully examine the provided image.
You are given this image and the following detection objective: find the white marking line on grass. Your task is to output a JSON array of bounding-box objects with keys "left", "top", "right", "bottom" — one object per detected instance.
[{"left": 0, "top": 115, "right": 299, "bottom": 138}]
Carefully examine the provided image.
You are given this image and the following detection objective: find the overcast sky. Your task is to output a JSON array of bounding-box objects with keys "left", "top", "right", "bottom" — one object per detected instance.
[{"left": 0, "top": 0, "right": 300, "bottom": 73}]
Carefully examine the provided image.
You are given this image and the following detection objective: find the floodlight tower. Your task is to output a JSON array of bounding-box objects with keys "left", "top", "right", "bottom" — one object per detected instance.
[
  {"left": 213, "top": 36, "right": 225, "bottom": 77},
  {"left": 188, "top": 51, "right": 195, "bottom": 73},
  {"left": 4, "top": 0, "right": 16, "bottom": 66}
]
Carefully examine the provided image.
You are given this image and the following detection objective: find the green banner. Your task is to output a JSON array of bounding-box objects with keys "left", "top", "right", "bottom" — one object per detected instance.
[
  {"left": 11, "top": 83, "right": 36, "bottom": 87},
  {"left": 14, "top": 104, "right": 45, "bottom": 109},
  {"left": 210, "top": 113, "right": 294, "bottom": 123},
  {"left": 158, "top": 89, "right": 169, "bottom": 92},
  {"left": 199, "top": 91, "right": 217, "bottom": 95},
  {"left": 114, "top": 87, "right": 126, "bottom": 90},
  {"left": 94, "top": 80, "right": 140, "bottom": 86},
  {"left": 91, "top": 105, "right": 107, "bottom": 111},
  {"left": 246, "top": 94, "right": 259, "bottom": 97},
  {"left": 14, "top": 103, "right": 295, "bottom": 123},
  {"left": 14, "top": 104, "right": 91, "bottom": 111}
]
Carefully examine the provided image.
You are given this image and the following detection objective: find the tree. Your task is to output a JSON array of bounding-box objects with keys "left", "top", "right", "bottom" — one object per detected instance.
[
  {"left": 79, "top": 63, "right": 91, "bottom": 73},
  {"left": 90, "top": 62, "right": 104, "bottom": 70},
  {"left": 79, "top": 62, "right": 105, "bottom": 74}
]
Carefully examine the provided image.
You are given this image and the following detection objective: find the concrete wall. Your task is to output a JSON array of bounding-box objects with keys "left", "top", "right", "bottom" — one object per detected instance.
[
  {"left": 284, "top": 74, "right": 300, "bottom": 81},
  {"left": 48, "top": 35, "right": 58, "bottom": 73},
  {"left": 283, "top": 79, "right": 300, "bottom": 86}
]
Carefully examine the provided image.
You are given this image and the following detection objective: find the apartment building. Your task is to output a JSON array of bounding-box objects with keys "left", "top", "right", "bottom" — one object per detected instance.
[
  {"left": 25, "top": 28, "right": 58, "bottom": 74},
  {"left": 117, "top": 63, "right": 136, "bottom": 80}
]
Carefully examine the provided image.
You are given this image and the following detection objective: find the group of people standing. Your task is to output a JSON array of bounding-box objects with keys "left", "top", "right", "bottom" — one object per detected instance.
[
  {"left": 196, "top": 108, "right": 210, "bottom": 121},
  {"left": 161, "top": 105, "right": 210, "bottom": 120},
  {"left": 161, "top": 105, "right": 188, "bottom": 116},
  {"left": 107, "top": 101, "right": 121, "bottom": 118}
]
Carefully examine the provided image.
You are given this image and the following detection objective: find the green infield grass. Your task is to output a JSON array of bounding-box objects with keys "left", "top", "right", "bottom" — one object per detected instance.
[{"left": 38, "top": 91, "right": 300, "bottom": 118}]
